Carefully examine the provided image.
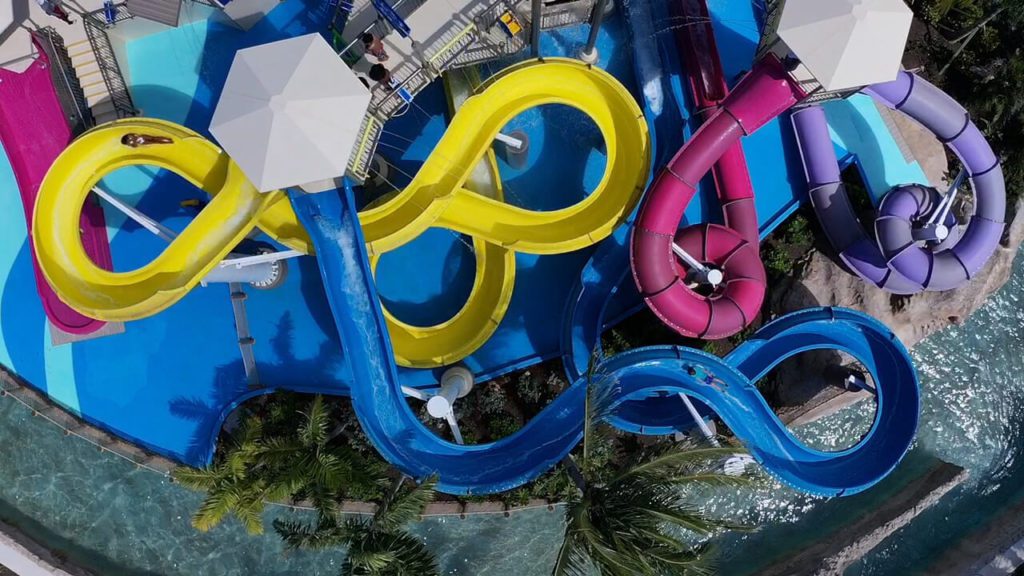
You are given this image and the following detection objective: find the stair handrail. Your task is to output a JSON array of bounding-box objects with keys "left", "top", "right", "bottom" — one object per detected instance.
[
  {"left": 32, "top": 27, "right": 96, "bottom": 133},
  {"left": 82, "top": 5, "right": 138, "bottom": 119}
]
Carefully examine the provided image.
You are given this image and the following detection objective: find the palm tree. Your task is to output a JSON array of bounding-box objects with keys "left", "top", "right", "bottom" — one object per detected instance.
[
  {"left": 552, "top": 364, "right": 751, "bottom": 576},
  {"left": 273, "top": 476, "right": 440, "bottom": 576},
  {"left": 174, "top": 395, "right": 385, "bottom": 534}
]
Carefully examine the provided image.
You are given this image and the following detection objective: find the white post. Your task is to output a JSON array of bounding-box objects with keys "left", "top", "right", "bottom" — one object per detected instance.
[
  {"left": 427, "top": 366, "right": 474, "bottom": 418},
  {"left": 672, "top": 243, "right": 724, "bottom": 287},
  {"left": 679, "top": 393, "right": 719, "bottom": 446},
  {"left": 93, "top": 186, "right": 295, "bottom": 286}
]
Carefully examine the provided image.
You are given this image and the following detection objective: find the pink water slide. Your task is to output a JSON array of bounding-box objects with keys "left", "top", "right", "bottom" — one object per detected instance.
[
  {"left": 631, "top": 39, "right": 806, "bottom": 340},
  {"left": 0, "top": 35, "right": 112, "bottom": 335}
]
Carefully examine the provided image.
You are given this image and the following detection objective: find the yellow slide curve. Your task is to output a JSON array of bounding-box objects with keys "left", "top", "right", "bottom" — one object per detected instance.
[{"left": 32, "top": 58, "right": 650, "bottom": 367}]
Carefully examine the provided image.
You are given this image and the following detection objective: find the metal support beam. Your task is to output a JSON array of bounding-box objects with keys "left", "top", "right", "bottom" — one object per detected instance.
[
  {"left": 580, "top": 0, "right": 608, "bottom": 63},
  {"left": 531, "top": 0, "right": 542, "bottom": 57}
]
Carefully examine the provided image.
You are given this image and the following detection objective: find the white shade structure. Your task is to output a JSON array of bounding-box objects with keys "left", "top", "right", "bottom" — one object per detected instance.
[
  {"left": 776, "top": 0, "right": 913, "bottom": 91},
  {"left": 210, "top": 33, "right": 372, "bottom": 192}
]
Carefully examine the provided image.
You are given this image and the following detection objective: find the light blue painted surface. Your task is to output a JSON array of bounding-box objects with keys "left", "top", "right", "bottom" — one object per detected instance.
[
  {"left": 825, "top": 93, "right": 932, "bottom": 202},
  {"left": 42, "top": 323, "right": 79, "bottom": 414},
  {"left": 0, "top": 140, "right": 21, "bottom": 372}
]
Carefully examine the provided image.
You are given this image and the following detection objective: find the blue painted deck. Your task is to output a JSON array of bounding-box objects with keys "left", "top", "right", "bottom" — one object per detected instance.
[{"left": 0, "top": 0, "right": 928, "bottom": 466}]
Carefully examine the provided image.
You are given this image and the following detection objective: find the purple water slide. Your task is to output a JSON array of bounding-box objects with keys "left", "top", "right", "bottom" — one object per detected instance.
[
  {"left": 0, "top": 35, "right": 112, "bottom": 335},
  {"left": 867, "top": 71, "right": 1005, "bottom": 290},
  {"left": 631, "top": 54, "right": 806, "bottom": 339},
  {"left": 792, "top": 72, "right": 1005, "bottom": 292}
]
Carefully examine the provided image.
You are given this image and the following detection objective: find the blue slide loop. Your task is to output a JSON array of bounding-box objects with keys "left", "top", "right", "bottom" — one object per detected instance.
[{"left": 295, "top": 186, "right": 920, "bottom": 496}]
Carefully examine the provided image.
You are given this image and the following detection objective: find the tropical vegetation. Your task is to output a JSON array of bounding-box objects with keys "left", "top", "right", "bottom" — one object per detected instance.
[
  {"left": 552, "top": 364, "right": 751, "bottom": 576},
  {"left": 910, "top": 0, "right": 1024, "bottom": 204},
  {"left": 274, "top": 477, "right": 440, "bottom": 576},
  {"left": 173, "top": 394, "right": 387, "bottom": 534}
]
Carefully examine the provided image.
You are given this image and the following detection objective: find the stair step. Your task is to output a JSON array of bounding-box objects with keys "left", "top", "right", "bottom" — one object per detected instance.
[
  {"left": 82, "top": 80, "right": 107, "bottom": 94},
  {"left": 78, "top": 78, "right": 105, "bottom": 90},
  {"left": 72, "top": 55, "right": 97, "bottom": 66},
  {"left": 74, "top": 62, "right": 100, "bottom": 77},
  {"left": 85, "top": 92, "right": 111, "bottom": 106},
  {"left": 93, "top": 110, "right": 120, "bottom": 124}
]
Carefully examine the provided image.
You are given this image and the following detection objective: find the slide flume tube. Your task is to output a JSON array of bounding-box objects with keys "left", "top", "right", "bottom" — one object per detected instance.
[
  {"left": 1, "top": 35, "right": 113, "bottom": 334},
  {"left": 792, "top": 71, "right": 1005, "bottom": 292},
  {"left": 792, "top": 105, "right": 921, "bottom": 294},
  {"left": 299, "top": 184, "right": 919, "bottom": 495},
  {"left": 674, "top": 0, "right": 759, "bottom": 245},
  {"left": 631, "top": 54, "right": 805, "bottom": 340},
  {"left": 866, "top": 71, "right": 1005, "bottom": 290}
]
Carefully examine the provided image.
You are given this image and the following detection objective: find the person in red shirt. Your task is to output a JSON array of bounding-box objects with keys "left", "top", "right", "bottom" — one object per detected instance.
[{"left": 361, "top": 32, "right": 389, "bottom": 63}]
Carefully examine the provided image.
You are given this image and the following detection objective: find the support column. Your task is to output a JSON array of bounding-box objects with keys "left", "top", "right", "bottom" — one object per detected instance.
[
  {"left": 579, "top": 0, "right": 608, "bottom": 64},
  {"left": 531, "top": 0, "right": 542, "bottom": 57}
]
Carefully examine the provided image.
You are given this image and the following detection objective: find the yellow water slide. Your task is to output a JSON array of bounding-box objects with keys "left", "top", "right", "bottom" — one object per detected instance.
[{"left": 32, "top": 58, "right": 649, "bottom": 365}]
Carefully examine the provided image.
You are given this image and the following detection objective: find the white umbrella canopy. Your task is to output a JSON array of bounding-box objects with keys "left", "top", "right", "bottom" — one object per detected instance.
[
  {"left": 210, "top": 33, "right": 372, "bottom": 192},
  {"left": 776, "top": 0, "right": 913, "bottom": 91}
]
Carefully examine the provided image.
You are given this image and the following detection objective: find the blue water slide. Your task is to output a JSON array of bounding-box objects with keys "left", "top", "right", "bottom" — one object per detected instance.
[
  {"left": 294, "top": 185, "right": 919, "bottom": 496},
  {"left": 602, "top": 308, "right": 919, "bottom": 496},
  {"left": 290, "top": 185, "right": 585, "bottom": 495}
]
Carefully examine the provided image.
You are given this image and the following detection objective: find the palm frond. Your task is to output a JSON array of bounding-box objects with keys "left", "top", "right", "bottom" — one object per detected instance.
[
  {"left": 172, "top": 466, "right": 222, "bottom": 491},
  {"left": 375, "top": 477, "right": 436, "bottom": 532},
  {"left": 273, "top": 513, "right": 351, "bottom": 551},
  {"left": 613, "top": 446, "right": 747, "bottom": 483},
  {"left": 191, "top": 484, "right": 241, "bottom": 532},
  {"left": 299, "top": 395, "right": 331, "bottom": 448},
  {"left": 582, "top": 360, "right": 619, "bottom": 468},
  {"left": 345, "top": 526, "right": 439, "bottom": 576}
]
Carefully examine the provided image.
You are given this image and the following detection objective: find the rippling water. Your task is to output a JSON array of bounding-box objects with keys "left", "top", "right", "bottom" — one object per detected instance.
[{"left": 709, "top": 252, "right": 1024, "bottom": 575}]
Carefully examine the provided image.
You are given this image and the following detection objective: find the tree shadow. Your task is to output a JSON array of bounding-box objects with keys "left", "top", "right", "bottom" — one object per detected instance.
[{"left": 170, "top": 310, "right": 346, "bottom": 465}]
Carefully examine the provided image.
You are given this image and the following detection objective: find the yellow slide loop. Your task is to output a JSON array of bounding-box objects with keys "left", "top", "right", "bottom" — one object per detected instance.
[
  {"left": 32, "top": 58, "right": 649, "bottom": 368},
  {"left": 33, "top": 119, "right": 281, "bottom": 321},
  {"left": 370, "top": 234, "right": 515, "bottom": 368},
  {"left": 358, "top": 57, "right": 651, "bottom": 256}
]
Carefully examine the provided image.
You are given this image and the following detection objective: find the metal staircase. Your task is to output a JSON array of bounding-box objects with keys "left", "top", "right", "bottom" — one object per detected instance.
[
  {"left": 32, "top": 28, "right": 96, "bottom": 134},
  {"left": 341, "top": 0, "right": 598, "bottom": 180},
  {"left": 79, "top": 7, "right": 138, "bottom": 122},
  {"left": 126, "top": 0, "right": 182, "bottom": 26}
]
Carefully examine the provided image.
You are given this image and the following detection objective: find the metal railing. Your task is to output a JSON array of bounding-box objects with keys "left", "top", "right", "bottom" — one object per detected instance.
[
  {"left": 83, "top": 5, "right": 138, "bottom": 119},
  {"left": 346, "top": 114, "right": 383, "bottom": 179},
  {"left": 537, "top": 0, "right": 594, "bottom": 30},
  {"left": 448, "top": 0, "right": 526, "bottom": 68},
  {"left": 32, "top": 28, "right": 95, "bottom": 134},
  {"left": 756, "top": 0, "right": 783, "bottom": 57}
]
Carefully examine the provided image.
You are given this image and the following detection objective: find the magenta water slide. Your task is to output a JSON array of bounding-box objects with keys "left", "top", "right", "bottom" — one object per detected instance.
[
  {"left": 0, "top": 35, "right": 112, "bottom": 335},
  {"left": 792, "top": 72, "right": 1005, "bottom": 292},
  {"left": 631, "top": 53, "right": 805, "bottom": 339}
]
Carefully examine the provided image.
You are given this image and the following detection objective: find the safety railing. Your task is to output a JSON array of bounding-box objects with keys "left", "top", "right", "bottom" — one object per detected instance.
[
  {"left": 32, "top": 28, "right": 95, "bottom": 134},
  {"left": 448, "top": 0, "right": 526, "bottom": 68},
  {"left": 83, "top": 6, "right": 138, "bottom": 119},
  {"left": 346, "top": 114, "right": 384, "bottom": 180},
  {"left": 756, "top": 0, "right": 783, "bottom": 57},
  {"left": 537, "top": 0, "right": 595, "bottom": 29}
]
